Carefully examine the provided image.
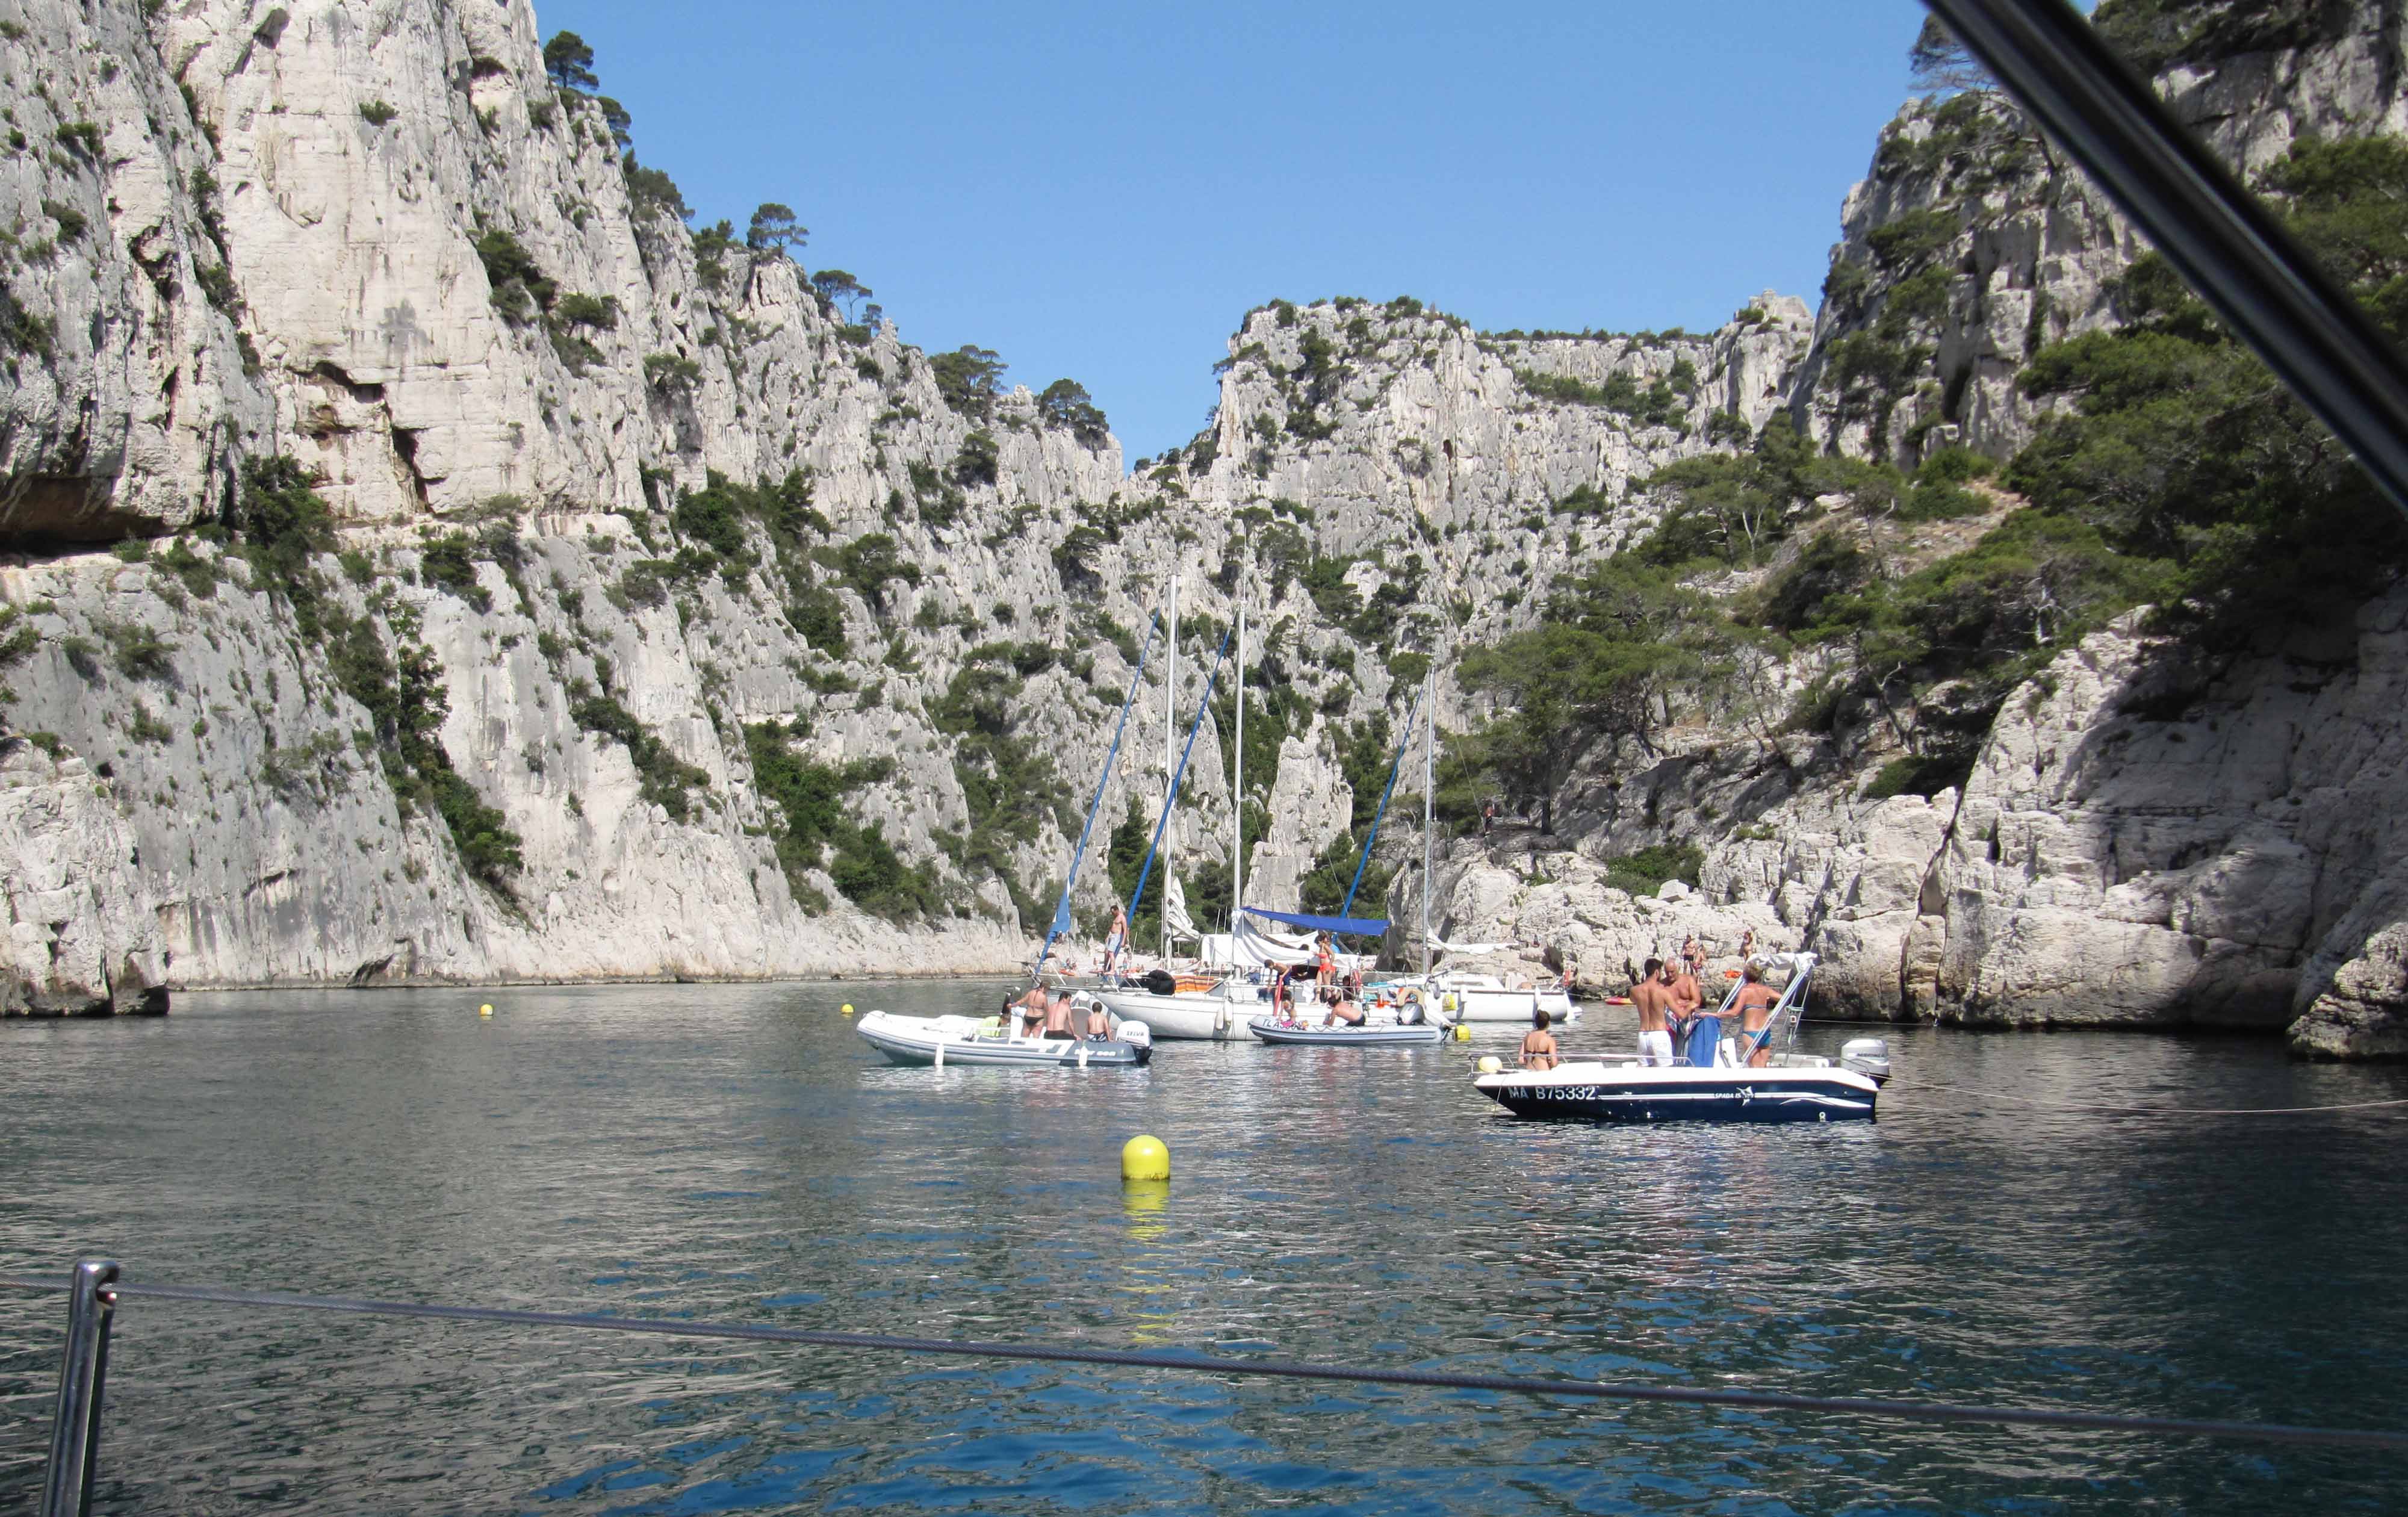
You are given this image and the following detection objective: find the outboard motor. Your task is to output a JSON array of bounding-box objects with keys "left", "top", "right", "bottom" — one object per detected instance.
[
  {"left": 1840, "top": 1037, "right": 1891, "bottom": 1084},
  {"left": 1117, "top": 1021, "right": 1152, "bottom": 1064}
]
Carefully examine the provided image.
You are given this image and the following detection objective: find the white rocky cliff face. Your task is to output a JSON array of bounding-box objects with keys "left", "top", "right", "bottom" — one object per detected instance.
[{"left": 2, "top": 0, "right": 2406, "bottom": 1058}]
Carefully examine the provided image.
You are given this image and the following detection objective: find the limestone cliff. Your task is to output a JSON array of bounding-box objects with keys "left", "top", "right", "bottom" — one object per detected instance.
[{"left": 3, "top": 0, "right": 2406, "bottom": 1061}]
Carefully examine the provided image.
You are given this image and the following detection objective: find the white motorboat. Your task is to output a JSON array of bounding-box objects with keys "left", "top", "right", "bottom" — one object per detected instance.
[
  {"left": 1476, "top": 1060, "right": 1878, "bottom": 1122},
  {"left": 1421, "top": 972, "right": 1578, "bottom": 1025},
  {"left": 1471, "top": 951, "right": 1889, "bottom": 1121},
  {"left": 856, "top": 1010, "right": 1153, "bottom": 1069},
  {"left": 1248, "top": 1015, "right": 1444, "bottom": 1047},
  {"left": 1091, "top": 969, "right": 1273, "bottom": 1041}
]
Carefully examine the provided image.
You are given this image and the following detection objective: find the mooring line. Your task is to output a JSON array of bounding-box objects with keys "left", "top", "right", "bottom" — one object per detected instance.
[
  {"left": 1897, "top": 1084, "right": 2408, "bottom": 1117},
  {"left": 1, "top": 1273, "right": 2402, "bottom": 1451}
]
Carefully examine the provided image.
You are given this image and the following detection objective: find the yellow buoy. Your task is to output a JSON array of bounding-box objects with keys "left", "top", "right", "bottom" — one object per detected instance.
[
  {"left": 478, "top": 1004, "right": 493, "bottom": 1017},
  {"left": 842, "top": 1004, "right": 854, "bottom": 1016},
  {"left": 1452, "top": 1023, "right": 1472, "bottom": 1042},
  {"left": 1121, "top": 1134, "right": 1170, "bottom": 1182},
  {"left": 1477, "top": 1055, "right": 1503, "bottom": 1075}
]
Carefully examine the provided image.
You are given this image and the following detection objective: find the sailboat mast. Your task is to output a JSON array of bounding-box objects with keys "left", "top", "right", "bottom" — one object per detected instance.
[
  {"left": 1233, "top": 594, "right": 1245, "bottom": 938},
  {"left": 1164, "top": 572, "right": 1178, "bottom": 963},
  {"left": 1423, "top": 654, "right": 1435, "bottom": 979}
]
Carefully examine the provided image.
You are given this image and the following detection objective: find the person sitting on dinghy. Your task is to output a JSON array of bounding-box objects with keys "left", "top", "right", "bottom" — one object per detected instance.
[
  {"left": 1080, "top": 992, "right": 1111, "bottom": 1041},
  {"left": 1321, "top": 985, "right": 1365, "bottom": 1027},
  {"left": 1520, "top": 1008, "right": 1560, "bottom": 1070}
]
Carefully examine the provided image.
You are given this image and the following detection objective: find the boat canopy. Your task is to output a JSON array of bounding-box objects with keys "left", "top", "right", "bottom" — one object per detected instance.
[{"left": 1244, "top": 907, "right": 1389, "bottom": 937}]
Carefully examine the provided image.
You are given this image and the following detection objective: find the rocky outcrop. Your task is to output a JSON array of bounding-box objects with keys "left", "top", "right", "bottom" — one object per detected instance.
[
  {"left": 1398, "top": 840, "right": 1794, "bottom": 996},
  {"left": 1791, "top": 2, "right": 2408, "bottom": 468},
  {"left": 5, "top": 0, "right": 2408, "bottom": 1061},
  {"left": 0, "top": 738, "right": 166, "bottom": 1015}
]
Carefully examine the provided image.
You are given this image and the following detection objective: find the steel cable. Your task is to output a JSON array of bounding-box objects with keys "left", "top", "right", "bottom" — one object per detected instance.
[{"left": 1, "top": 1274, "right": 2403, "bottom": 1451}]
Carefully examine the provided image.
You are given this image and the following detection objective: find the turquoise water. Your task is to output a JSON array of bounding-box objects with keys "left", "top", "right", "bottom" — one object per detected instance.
[{"left": 2, "top": 981, "right": 2405, "bottom": 1514}]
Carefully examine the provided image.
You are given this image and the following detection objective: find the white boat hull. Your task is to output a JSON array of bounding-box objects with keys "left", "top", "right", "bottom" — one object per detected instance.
[
  {"left": 1427, "top": 984, "right": 1579, "bottom": 1025},
  {"left": 855, "top": 1011, "right": 1152, "bottom": 1069},
  {"left": 1091, "top": 987, "right": 1264, "bottom": 1041}
]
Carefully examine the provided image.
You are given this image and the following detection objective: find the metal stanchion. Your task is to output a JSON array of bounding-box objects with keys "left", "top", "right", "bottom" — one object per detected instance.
[{"left": 39, "top": 1259, "right": 119, "bottom": 1517}]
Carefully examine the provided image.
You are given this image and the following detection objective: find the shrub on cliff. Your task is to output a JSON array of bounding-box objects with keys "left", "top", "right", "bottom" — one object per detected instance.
[{"left": 2003, "top": 137, "right": 2408, "bottom": 643}]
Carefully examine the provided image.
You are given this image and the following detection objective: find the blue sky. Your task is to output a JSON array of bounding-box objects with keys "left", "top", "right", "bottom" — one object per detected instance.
[{"left": 541, "top": 1, "right": 1942, "bottom": 462}]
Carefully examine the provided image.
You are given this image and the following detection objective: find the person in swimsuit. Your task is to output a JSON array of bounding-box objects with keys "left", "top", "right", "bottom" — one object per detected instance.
[
  {"left": 1102, "top": 905, "right": 1129, "bottom": 976},
  {"left": 1519, "top": 1008, "right": 1559, "bottom": 1070},
  {"left": 1015, "top": 984, "right": 1049, "bottom": 1039},
  {"left": 1630, "top": 958, "right": 1678, "bottom": 1067},
  {"left": 1732, "top": 964, "right": 1782, "bottom": 1067},
  {"left": 1322, "top": 985, "right": 1366, "bottom": 1027},
  {"left": 1080, "top": 993, "right": 1111, "bottom": 1041},
  {"left": 1314, "top": 932, "right": 1337, "bottom": 991}
]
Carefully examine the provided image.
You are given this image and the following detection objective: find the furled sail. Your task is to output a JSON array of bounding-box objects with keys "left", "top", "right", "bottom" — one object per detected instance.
[{"left": 1164, "top": 873, "right": 1198, "bottom": 942}]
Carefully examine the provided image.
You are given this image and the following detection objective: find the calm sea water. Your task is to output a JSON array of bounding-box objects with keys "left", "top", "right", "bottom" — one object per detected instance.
[{"left": 2, "top": 981, "right": 2405, "bottom": 1515}]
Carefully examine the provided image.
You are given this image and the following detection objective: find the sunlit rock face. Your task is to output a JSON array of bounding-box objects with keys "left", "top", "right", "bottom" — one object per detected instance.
[{"left": 4, "top": 0, "right": 2407, "bottom": 1058}]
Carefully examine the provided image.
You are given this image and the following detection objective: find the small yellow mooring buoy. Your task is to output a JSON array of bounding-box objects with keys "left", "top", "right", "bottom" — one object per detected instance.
[
  {"left": 1452, "top": 1023, "right": 1472, "bottom": 1042},
  {"left": 1121, "top": 1134, "right": 1170, "bottom": 1182},
  {"left": 842, "top": 1003, "right": 855, "bottom": 1016},
  {"left": 479, "top": 1004, "right": 494, "bottom": 1018},
  {"left": 1477, "top": 1055, "right": 1503, "bottom": 1075}
]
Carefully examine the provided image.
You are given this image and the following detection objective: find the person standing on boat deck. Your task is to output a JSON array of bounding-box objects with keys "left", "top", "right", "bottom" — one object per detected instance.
[
  {"left": 1519, "top": 1008, "right": 1559, "bottom": 1070},
  {"left": 1102, "top": 905, "right": 1129, "bottom": 975},
  {"left": 1314, "top": 932, "right": 1337, "bottom": 991},
  {"left": 1630, "top": 958, "right": 1678, "bottom": 1067},
  {"left": 1732, "top": 964, "right": 1781, "bottom": 1067},
  {"left": 1013, "top": 985, "right": 1049, "bottom": 1040},
  {"left": 1670, "top": 959, "right": 1719, "bottom": 1067}
]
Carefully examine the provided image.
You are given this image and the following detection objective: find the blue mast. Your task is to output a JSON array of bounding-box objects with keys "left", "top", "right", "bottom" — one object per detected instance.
[
  {"left": 1035, "top": 611, "right": 1164, "bottom": 974},
  {"left": 1339, "top": 683, "right": 1426, "bottom": 917},
  {"left": 1122, "top": 625, "right": 1236, "bottom": 937}
]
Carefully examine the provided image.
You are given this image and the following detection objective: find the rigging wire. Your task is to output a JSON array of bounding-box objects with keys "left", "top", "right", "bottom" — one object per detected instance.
[
  {"left": 1882, "top": 1084, "right": 2408, "bottom": 1117},
  {"left": 0, "top": 1274, "right": 2403, "bottom": 1451}
]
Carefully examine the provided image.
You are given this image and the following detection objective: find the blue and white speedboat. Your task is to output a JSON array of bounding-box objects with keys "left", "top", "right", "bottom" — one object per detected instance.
[{"left": 1471, "top": 952, "right": 1890, "bottom": 1123}]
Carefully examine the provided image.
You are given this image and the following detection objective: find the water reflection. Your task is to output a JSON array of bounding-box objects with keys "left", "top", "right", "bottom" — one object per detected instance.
[{"left": 0, "top": 984, "right": 2404, "bottom": 1513}]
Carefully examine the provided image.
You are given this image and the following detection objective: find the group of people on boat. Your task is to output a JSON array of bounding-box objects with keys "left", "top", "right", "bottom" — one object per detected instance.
[
  {"left": 1268, "top": 946, "right": 1371, "bottom": 1028},
  {"left": 1005, "top": 982, "right": 1111, "bottom": 1042},
  {"left": 1517, "top": 950, "right": 1783, "bottom": 1071}
]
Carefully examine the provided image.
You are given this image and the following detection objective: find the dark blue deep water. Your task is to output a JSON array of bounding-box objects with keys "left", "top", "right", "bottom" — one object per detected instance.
[{"left": 3, "top": 982, "right": 2406, "bottom": 1514}]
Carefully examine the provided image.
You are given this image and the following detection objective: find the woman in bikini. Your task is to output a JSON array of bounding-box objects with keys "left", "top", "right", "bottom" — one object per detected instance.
[{"left": 1519, "top": 1008, "right": 1560, "bottom": 1070}]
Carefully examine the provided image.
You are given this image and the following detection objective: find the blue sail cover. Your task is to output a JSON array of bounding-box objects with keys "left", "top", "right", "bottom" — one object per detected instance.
[{"left": 1244, "top": 907, "right": 1390, "bottom": 937}]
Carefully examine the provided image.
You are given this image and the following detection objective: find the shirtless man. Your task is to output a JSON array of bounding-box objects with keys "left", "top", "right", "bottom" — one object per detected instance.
[
  {"left": 1731, "top": 964, "right": 1782, "bottom": 1067},
  {"left": 1669, "top": 958, "right": 1714, "bottom": 1066},
  {"left": 1519, "top": 1008, "right": 1559, "bottom": 1070},
  {"left": 1044, "top": 987, "right": 1075, "bottom": 1038},
  {"left": 1629, "top": 958, "right": 1678, "bottom": 1067},
  {"left": 1323, "top": 986, "right": 1365, "bottom": 1027}
]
